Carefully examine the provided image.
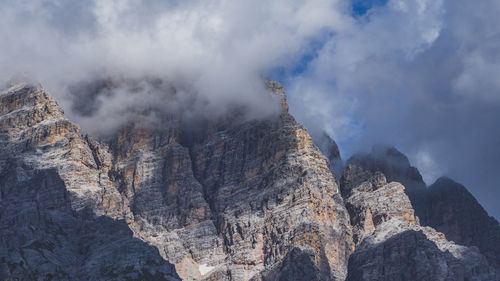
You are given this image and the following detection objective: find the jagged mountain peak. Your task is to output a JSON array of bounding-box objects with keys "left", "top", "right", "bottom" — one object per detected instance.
[
  {"left": 346, "top": 145, "right": 428, "bottom": 224},
  {"left": 1, "top": 81, "right": 354, "bottom": 281},
  {"left": 1, "top": 80, "right": 499, "bottom": 280},
  {"left": 340, "top": 158, "right": 497, "bottom": 280},
  {"left": 427, "top": 176, "right": 500, "bottom": 269}
]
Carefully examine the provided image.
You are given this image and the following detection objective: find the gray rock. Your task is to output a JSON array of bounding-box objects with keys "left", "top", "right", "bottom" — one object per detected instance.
[
  {"left": 427, "top": 177, "right": 500, "bottom": 270},
  {"left": 347, "top": 146, "right": 428, "bottom": 224},
  {"left": 0, "top": 84, "right": 179, "bottom": 281},
  {"left": 0, "top": 81, "right": 354, "bottom": 281},
  {"left": 340, "top": 162, "right": 497, "bottom": 281}
]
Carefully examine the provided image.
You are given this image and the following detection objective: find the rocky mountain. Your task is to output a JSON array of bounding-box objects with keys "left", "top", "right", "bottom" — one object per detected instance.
[
  {"left": 340, "top": 163, "right": 496, "bottom": 281},
  {"left": 427, "top": 177, "right": 500, "bottom": 271},
  {"left": 0, "top": 83, "right": 179, "bottom": 280},
  {"left": 0, "top": 81, "right": 498, "bottom": 280},
  {"left": 347, "top": 146, "right": 428, "bottom": 224}
]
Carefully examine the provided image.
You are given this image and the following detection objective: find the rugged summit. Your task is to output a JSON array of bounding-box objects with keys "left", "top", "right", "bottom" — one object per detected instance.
[
  {"left": 344, "top": 146, "right": 500, "bottom": 279},
  {"left": 0, "top": 81, "right": 498, "bottom": 280},
  {"left": 0, "top": 81, "right": 353, "bottom": 280},
  {"left": 340, "top": 163, "right": 496, "bottom": 281},
  {"left": 0, "top": 83, "right": 179, "bottom": 280},
  {"left": 427, "top": 177, "right": 500, "bottom": 270}
]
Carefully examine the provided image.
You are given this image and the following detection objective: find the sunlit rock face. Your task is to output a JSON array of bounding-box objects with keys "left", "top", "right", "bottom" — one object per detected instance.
[
  {"left": 344, "top": 146, "right": 500, "bottom": 278},
  {"left": 1, "top": 80, "right": 498, "bottom": 281},
  {"left": 0, "top": 81, "right": 353, "bottom": 281},
  {"left": 340, "top": 162, "right": 497, "bottom": 281},
  {"left": 0, "top": 83, "right": 179, "bottom": 280},
  {"left": 347, "top": 146, "right": 428, "bottom": 225},
  {"left": 107, "top": 80, "right": 354, "bottom": 281}
]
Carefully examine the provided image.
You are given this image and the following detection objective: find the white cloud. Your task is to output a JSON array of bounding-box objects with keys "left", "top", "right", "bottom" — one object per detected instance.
[
  {"left": 1, "top": 0, "right": 499, "bottom": 218},
  {"left": 285, "top": 0, "right": 500, "bottom": 218},
  {"left": 0, "top": 0, "right": 346, "bottom": 133}
]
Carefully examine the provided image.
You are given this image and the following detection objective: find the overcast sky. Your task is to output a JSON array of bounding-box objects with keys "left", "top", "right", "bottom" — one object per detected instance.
[{"left": 0, "top": 0, "right": 499, "bottom": 219}]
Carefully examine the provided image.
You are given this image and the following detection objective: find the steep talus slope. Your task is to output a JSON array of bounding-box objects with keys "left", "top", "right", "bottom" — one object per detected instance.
[
  {"left": 0, "top": 83, "right": 180, "bottom": 280},
  {"left": 340, "top": 163, "right": 497, "bottom": 281},
  {"left": 427, "top": 177, "right": 500, "bottom": 270}
]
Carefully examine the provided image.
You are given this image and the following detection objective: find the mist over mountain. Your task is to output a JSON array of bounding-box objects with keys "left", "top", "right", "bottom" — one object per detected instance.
[
  {"left": 1, "top": 0, "right": 498, "bottom": 219},
  {"left": 1, "top": 1, "right": 500, "bottom": 280}
]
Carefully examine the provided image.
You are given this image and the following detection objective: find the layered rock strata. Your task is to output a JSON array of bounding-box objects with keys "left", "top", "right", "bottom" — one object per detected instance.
[
  {"left": 0, "top": 83, "right": 179, "bottom": 280},
  {"left": 0, "top": 81, "right": 354, "bottom": 281},
  {"left": 340, "top": 163, "right": 497, "bottom": 281}
]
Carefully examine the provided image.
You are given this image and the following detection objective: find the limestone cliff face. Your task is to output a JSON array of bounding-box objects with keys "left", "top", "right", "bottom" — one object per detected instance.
[
  {"left": 0, "top": 81, "right": 353, "bottom": 281},
  {"left": 1, "top": 81, "right": 498, "bottom": 281},
  {"left": 347, "top": 146, "right": 500, "bottom": 278},
  {"left": 108, "top": 80, "right": 354, "bottom": 281},
  {"left": 313, "top": 132, "right": 343, "bottom": 181},
  {"left": 347, "top": 146, "right": 428, "bottom": 224},
  {"left": 0, "top": 83, "right": 180, "bottom": 280},
  {"left": 340, "top": 163, "right": 497, "bottom": 281}
]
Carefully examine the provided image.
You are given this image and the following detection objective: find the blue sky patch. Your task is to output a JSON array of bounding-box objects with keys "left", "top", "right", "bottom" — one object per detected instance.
[{"left": 352, "top": 0, "right": 388, "bottom": 17}]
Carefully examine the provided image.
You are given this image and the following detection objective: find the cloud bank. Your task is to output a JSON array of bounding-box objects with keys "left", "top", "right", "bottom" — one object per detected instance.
[
  {"left": 0, "top": 0, "right": 347, "bottom": 133},
  {"left": 0, "top": 0, "right": 499, "bottom": 218},
  {"left": 285, "top": 0, "right": 500, "bottom": 219}
]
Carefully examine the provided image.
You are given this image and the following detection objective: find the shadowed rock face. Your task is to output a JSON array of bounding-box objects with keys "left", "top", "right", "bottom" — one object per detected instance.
[
  {"left": 347, "top": 146, "right": 428, "bottom": 224},
  {"left": 312, "top": 132, "right": 343, "bottom": 182},
  {"left": 340, "top": 163, "right": 497, "bottom": 281},
  {"left": 1, "top": 81, "right": 498, "bottom": 281},
  {"left": 0, "top": 84, "right": 180, "bottom": 280},
  {"left": 0, "top": 81, "right": 353, "bottom": 281},
  {"left": 427, "top": 177, "right": 500, "bottom": 269}
]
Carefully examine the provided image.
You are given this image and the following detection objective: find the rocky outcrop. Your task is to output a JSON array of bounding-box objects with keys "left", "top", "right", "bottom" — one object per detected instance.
[
  {"left": 0, "top": 81, "right": 354, "bottom": 280},
  {"left": 1, "top": 80, "right": 498, "bottom": 281},
  {"left": 312, "top": 132, "right": 343, "bottom": 181},
  {"left": 340, "top": 163, "right": 497, "bottom": 281},
  {"left": 347, "top": 146, "right": 500, "bottom": 275},
  {"left": 347, "top": 146, "right": 428, "bottom": 224},
  {"left": 109, "top": 80, "right": 354, "bottom": 280},
  {"left": 0, "top": 83, "right": 180, "bottom": 280},
  {"left": 427, "top": 177, "right": 500, "bottom": 270}
]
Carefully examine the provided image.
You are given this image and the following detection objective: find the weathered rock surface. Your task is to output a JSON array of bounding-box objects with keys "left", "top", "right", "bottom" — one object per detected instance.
[
  {"left": 347, "top": 146, "right": 500, "bottom": 276},
  {"left": 340, "top": 163, "right": 497, "bottom": 281},
  {"left": 1, "top": 80, "right": 498, "bottom": 281},
  {"left": 109, "top": 80, "right": 354, "bottom": 280},
  {"left": 427, "top": 177, "right": 500, "bottom": 270},
  {"left": 0, "top": 81, "right": 354, "bottom": 280},
  {"left": 347, "top": 146, "right": 428, "bottom": 224},
  {"left": 313, "top": 132, "right": 343, "bottom": 181},
  {"left": 0, "top": 83, "right": 180, "bottom": 280}
]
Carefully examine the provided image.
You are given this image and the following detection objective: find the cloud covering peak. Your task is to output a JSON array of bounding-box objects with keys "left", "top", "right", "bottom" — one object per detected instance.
[{"left": 1, "top": 0, "right": 499, "bottom": 219}]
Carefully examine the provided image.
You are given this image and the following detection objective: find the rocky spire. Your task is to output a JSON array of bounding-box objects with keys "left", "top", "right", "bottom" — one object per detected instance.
[{"left": 347, "top": 146, "right": 428, "bottom": 224}]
